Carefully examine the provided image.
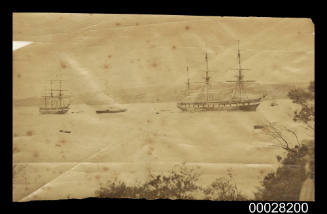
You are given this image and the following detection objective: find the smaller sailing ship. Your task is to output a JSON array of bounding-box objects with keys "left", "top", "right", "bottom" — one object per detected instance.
[{"left": 39, "top": 80, "right": 70, "bottom": 114}]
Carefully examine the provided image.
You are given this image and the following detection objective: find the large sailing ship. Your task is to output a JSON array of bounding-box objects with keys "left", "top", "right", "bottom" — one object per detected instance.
[
  {"left": 177, "top": 41, "right": 263, "bottom": 112},
  {"left": 39, "top": 80, "right": 70, "bottom": 114}
]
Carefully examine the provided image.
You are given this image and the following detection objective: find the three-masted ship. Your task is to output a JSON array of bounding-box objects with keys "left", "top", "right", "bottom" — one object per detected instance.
[
  {"left": 177, "top": 41, "right": 263, "bottom": 112},
  {"left": 39, "top": 80, "right": 70, "bottom": 114}
]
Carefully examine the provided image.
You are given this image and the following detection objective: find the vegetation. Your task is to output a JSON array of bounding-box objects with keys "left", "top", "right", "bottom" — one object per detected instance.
[
  {"left": 95, "top": 164, "right": 246, "bottom": 200},
  {"left": 288, "top": 81, "right": 314, "bottom": 125},
  {"left": 96, "top": 82, "right": 315, "bottom": 201},
  {"left": 255, "top": 142, "right": 313, "bottom": 201},
  {"left": 255, "top": 81, "right": 314, "bottom": 201},
  {"left": 202, "top": 174, "right": 247, "bottom": 201}
]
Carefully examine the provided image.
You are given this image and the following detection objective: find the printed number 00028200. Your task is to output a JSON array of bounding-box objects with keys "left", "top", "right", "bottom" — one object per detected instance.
[{"left": 249, "top": 202, "right": 308, "bottom": 213}]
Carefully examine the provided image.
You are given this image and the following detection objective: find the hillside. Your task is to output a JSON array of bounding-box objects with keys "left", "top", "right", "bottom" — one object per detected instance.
[
  {"left": 13, "top": 82, "right": 309, "bottom": 106},
  {"left": 13, "top": 14, "right": 314, "bottom": 104}
]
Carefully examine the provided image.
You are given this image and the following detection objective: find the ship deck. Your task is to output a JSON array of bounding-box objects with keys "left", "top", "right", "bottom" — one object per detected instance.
[{"left": 177, "top": 98, "right": 262, "bottom": 105}]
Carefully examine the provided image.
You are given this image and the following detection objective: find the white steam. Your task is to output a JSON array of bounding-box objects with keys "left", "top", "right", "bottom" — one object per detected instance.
[{"left": 61, "top": 54, "right": 124, "bottom": 109}]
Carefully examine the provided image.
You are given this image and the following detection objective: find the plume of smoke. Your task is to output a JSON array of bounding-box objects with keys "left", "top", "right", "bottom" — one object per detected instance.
[{"left": 60, "top": 54, "right": 123, "bottom": 108}]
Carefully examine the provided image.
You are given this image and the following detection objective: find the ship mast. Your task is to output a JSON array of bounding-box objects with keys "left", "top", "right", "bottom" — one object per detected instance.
[
  {"left": 227, "top": 40, "right": 254, "bottom": 101},
  {"left": 44, "top": 95, "right": 47, "bottom": 107},
  {"left": 50, "top": 80, "right": 54, "bottom": 107},
  {"left": 48, "top": 79, "right": 68, "bottom": 108},
  {"left": 59, "top": 80, "right": 62, "bottom": 107},
  {"left": 41, "top": 77, "right": 70, "bottom": 111},
  {"left": 237, "top": 40, "right": 243, "bottom": 100},
  {"left": 237, "top": 40, "right": 242, "bottom": 81},
  {"left": 205, "top": 52, "right": 210, "bottom": 102},
  {"left": 186, "top": 66, "right": 190, "bottom": 95}
]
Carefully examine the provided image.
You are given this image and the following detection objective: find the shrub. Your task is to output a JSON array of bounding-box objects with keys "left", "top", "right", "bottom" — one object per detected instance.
[
  {"left": 203, "top": 174, "right": 247, "bottom": 201},
  {"left": 255, "top": 142, "right": 314, "bottom": 201},
  {"left": 95, "top": 164, "right": 247, "bottom": 200}
]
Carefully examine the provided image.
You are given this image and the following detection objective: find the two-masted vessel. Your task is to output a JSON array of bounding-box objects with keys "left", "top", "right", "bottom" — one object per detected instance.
[
  {"left": 177, "top": 41, "right": 263, "bottom": 112},
  {"left": 39, "top": 80, "right": 70, "bottom": 114}
]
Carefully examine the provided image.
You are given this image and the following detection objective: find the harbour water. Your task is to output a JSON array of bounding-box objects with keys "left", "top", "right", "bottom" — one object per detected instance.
[{"left": 13, "top": 99, "right": 308, "bottom": 201}]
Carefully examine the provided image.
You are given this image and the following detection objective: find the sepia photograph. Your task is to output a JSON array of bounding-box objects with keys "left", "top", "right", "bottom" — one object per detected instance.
[{"left": 12, "top": 13, "right": 314, "bottom": 202}]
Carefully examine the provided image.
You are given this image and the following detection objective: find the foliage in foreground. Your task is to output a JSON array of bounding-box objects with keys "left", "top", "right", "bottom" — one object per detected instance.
[
  {"left": 287, "top": 81, "right": 314, "bottom": 124},
  {"left": 96, "top": 82, "right": 315, "bottom": 201},
  {"left": 95, "top": 164, "right": 246, "bottom": 200},
  {"left": 255, "top": 81, "right": 314, "bottom": 201},
  {"left": 255, "top": 142, "right": 314, "bottom": 201},
  {"left": 203, "top": 175, "right": 247, "bottom": 201}
]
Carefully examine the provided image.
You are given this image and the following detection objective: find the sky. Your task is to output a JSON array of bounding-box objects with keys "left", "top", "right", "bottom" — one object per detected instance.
[
  {"left": 13, "top": 14, "right": 314, "bottom": 99},
  {"left": 13, "top": 41, "right": 33, "bottom": 51}
]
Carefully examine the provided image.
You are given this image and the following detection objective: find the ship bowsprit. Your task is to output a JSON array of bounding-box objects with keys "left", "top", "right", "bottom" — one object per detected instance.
[
  {"left": 177, "top": 41, "right": 264, "bottom": 112},
  {"left": 177, "top": 98, "right": 262, "bottom": 112}
]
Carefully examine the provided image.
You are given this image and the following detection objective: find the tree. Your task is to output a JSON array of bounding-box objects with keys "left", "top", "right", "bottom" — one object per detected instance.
[
  {"left": 95, "top": 163, "right": 247, "bottom": 200},
  {"left": 203, "top": 173, "right": 246, "bottom": 201},
  {"left": 255, "top": 143, "right": 311, "bottom": 201},
  {"left": 288, "top": 81, "right": 314, "bottom": 125},
  {"left": 262, "top": 121, "right": 301, "bottom": 153},
  {"left": 95, "top": 164, "right": 200, "bottom": 199},
  {"left": 255, "top": 82, "right": 314, "bottom": 201}
]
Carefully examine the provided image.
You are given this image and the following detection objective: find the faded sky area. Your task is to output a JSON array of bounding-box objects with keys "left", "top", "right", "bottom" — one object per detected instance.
[
  {"left": 13, "top": 41, "right": 33, "bottom": 51},
  {"left": 13, "top": 13, "right": 314, "bottom": 100}
]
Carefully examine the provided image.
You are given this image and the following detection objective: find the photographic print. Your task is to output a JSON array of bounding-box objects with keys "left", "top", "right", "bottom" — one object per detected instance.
[{"left": 13, "top": 13, "right": 314, "bottom": 201}]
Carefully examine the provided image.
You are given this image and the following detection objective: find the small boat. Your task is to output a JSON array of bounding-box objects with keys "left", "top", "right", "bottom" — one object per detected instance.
[
  {"left": 59, "top": 129, "right": 71, "bottom": 133},
  {"left": 254, "top": 125, "right": 265, "bottom": 129},
  {"left": 96, "top": 108, "right": 127, "bottom": 114}
]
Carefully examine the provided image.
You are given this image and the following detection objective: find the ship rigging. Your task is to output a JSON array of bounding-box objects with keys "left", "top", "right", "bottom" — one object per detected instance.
[
  {"left": 39, "top": 80, "right": 70, "bottom": 114},
  {"left": 177, "top": 41, "right": 263, "bottom": 112}
]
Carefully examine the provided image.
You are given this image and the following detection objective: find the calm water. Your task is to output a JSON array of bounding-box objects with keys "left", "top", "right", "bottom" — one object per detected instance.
[{"left": 13, "top": 100, "right": 307, "bottom": 201}]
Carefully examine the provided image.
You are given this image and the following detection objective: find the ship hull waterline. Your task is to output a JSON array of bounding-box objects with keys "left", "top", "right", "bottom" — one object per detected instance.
[
  {"left": 39, "top": 107, "right": 70, "bottom": 114},
  {"left": 96, "top": 109, "right": 127, "bottom": 114},
  {"left": 177, "top": 99, "right": 261, "bottom": 112}
]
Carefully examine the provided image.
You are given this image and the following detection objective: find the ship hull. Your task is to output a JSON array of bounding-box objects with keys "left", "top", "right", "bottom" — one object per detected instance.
[
  {"left": 177, "top": 98, "right": 261, "bottom": 112},
  {"left": 96, "top": 109, "right": 127, "bottom": 114},
  {"left": 39, "top": 107, "right": 70, "bottom": 114}
]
